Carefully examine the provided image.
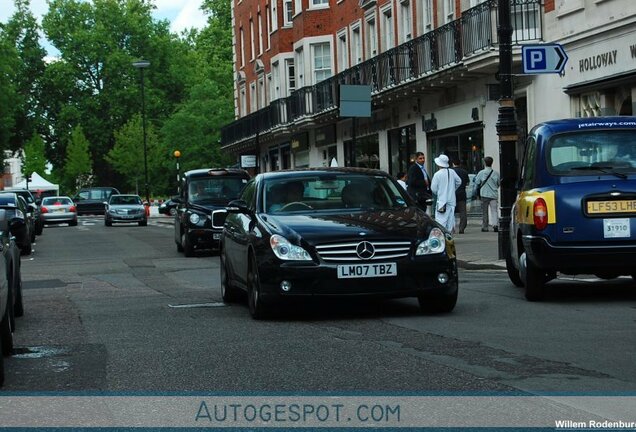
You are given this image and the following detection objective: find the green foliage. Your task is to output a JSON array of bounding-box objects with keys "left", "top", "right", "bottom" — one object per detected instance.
[
  {"left": 0, "top": 36, "right": 19, "bottom": 152},
  {"left": 63, "top": 125, "right": 93, "bottom": 193},
  {"left": 22, "top": 133, "right": 47, "bottom": 177},
  {"left": 106, "top": 114, "right": 169, "bottom": 195}
]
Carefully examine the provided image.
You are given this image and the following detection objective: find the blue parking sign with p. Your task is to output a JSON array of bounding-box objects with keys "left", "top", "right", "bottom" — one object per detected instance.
[
  {"left": 522, "top": 44, "right": 568, "bottom": 74},
  {"left": 525, "top": 49, "right": 546, "bottom": 70}
]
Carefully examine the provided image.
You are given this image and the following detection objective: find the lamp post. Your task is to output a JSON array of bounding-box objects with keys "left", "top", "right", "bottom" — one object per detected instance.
[
  {"left": 132, "top": 59, "right": 151, "bottom": 204},
  {"left": 496, "top": 0, "right": 517, "bottom": 259},
  {"left": 174, "top": 150, "right": 181, "bottom": 193}
]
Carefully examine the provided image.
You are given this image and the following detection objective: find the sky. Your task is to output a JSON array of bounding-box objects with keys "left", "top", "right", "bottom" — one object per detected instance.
[{"left": 0, "top": 0, "right": 207, "bottom": 57}]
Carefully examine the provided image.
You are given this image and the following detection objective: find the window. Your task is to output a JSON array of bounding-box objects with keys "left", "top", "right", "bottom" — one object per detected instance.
[
  {"left": 351, "top": 25, "right": 361, "bottom": 65},
  {"left": 444, "top": 0, "right": 454, "bottom": 23},
  {"left": 240, "top": 27, "right": 246, "bottom": 67},
  {"left": 311, "top": 0, "right": 329, "bottom": 6},
  {"left": 512, "top": 0, "right": 540, "bottom": 42},
  {"left": 258, "top": 12, "right": 263, "bottom": 55},
  {"left": 365, "top": 12, "right": 377, "bottom": 58},
  {"left": 250, "top": 81, "right": 257, "bottom": 112},
  {"left": 284, "top": 0, "right": 293, "bottom": 25},
  {"left": 337, "top": 30, "right": 349, "bottom": 72},
  {"left": 295, "top": 0, "right": 302, "bottom": 16},
  {"left": 285, "top": 59, "right": 295, "bottom": 96},
  {"left": 249, "top": 19, "right": 255, "bottom": 60},
  {"left": 312, "top": 43, "right": 331, "bottom": 83},
  {"left": 271, "top": 62, "right": 280, "bottom": 100},
  {"left": 271, "top": 1, "right": 278, "bottom": 31},
  {"left": 296, "top": 47, "right": 305, "bottom": 87},
  {"left": 239, "top": 84, "right": 247, "bottom": 117},
  {"left": 420, "top": 0, "right": 433, "bottom": 33},
  {"left": 258, "top": 75, "right": 266, "bottom": 109},
  {"left": 381, "top": 5, "right": 393, "bottom": 52},
  {"left": 265, "top": 6, "right": 271, "bottom": 49},
  {"left": 399, "top": 0, "right": 412, "bottom": 42}
]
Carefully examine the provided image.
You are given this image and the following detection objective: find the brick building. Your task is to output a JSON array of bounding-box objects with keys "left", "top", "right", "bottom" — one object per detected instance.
[{"left": 221, "top": 0, "right": 636, "bottom": 178}]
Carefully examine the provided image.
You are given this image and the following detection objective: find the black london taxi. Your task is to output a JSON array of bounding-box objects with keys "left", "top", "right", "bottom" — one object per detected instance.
[
  {"left": 220, "top": 168, "right": 458, "bottom": 319},
  {"left": 174, "top": 168, "right": 250, "bottom": 257},
  {"left": 506, "top": 117, "right": 636, "bottom": 301}
]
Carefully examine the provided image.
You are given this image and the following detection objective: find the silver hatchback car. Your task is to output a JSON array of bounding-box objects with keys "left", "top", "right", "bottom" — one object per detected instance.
[{"left": 40, "top": 196, "right": 78, "bottom": 226}]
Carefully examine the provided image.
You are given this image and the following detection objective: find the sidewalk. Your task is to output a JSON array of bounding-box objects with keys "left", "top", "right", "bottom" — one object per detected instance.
[
  {"left": 452, "top": 217, "right": 505, "bottom": 270},
  {"left": 149, "top": 209, "right": 505, "bottom": 270}
]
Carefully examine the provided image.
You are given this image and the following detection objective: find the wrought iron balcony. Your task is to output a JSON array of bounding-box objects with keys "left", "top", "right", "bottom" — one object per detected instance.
[{"left": 222, "top": 0, "right": 541, "bottom": 148}]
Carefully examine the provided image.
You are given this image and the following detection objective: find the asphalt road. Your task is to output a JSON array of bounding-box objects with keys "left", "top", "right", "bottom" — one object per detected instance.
[{"left": 4, "top": 216, "right": 636, "bottom": 393}]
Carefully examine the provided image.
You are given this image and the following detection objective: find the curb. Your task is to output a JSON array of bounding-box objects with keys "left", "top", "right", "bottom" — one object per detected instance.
[{"left": 457, "top": 260, "right": 506, "bottom": 270}]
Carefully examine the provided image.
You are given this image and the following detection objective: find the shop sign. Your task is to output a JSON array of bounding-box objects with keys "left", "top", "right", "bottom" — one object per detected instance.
[{"left": 240, "top": 155, "right": 257, "bottom": 168}]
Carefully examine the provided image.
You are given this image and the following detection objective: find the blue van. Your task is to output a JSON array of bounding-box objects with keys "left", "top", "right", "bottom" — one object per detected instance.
[{"left": 506, "top": 117, "right": 636, "bottom": 300}]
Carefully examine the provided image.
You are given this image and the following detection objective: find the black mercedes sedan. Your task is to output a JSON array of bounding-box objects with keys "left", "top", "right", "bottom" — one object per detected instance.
[{"left": 221, "top": 168, "right": 458, "bottom": 319}]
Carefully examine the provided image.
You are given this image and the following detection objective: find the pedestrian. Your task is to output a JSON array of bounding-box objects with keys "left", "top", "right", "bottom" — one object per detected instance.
[
  {"left": 396, "top": 172, "right": 408, "bottom": 191},
  {"left": 452, "top": 158, "right": 469, "bottom": 234},
  {"left": 473, "top": 156, "right": 501, "bottom": 232},
  {"left": 430, "top": 154, "right": 462, "bottom": 232},
  {"left": 407, "top": 152, "right": 432, "bottom": 211}
]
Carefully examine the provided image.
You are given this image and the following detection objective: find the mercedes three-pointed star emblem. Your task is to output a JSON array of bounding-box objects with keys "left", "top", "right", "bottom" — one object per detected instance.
[{"left": 356, "top": 241, "right": 375, "bottom": 260}]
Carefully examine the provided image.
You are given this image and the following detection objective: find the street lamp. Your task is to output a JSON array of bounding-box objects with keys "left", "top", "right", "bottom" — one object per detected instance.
[{"left": 132, "top": 59, "right": 151, "bottom": 204}]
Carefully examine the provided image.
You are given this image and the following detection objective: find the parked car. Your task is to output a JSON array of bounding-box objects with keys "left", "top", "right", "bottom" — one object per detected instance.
[
  {"left": 221, "top": 167, "right": 458, "bottom": 319},
  {"left": 9, "top": 189, "right": 44, "bottom": 235},
  {"left": 73, "top": 187, "right": 120, "bottom": 215},
  {"left": 105, "top": 194, "right": 147, "bottom": 226},
  {"left": 0, "top": 193, "right": 33, "bottom": 255},
  {"left": 0, "top": 209, "right": 21, "bottom": 387},
  {"left": 40, "top": 196, "right": 78, "bottom": 226},
  {"left": 174, "top": 168, "right": 250, "bottom": 256},
  {"left": 158, "top": 198, "right": 178, "bottom": 216},
  {"left": 506, "top": 116, "right": 636, "bottom": 301}
]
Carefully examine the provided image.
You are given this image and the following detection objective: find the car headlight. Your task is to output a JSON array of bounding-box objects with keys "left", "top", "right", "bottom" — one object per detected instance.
[
  {"left": 270, "top": 234, "right": 312, "bottom": 261},
  {"left": 189, "top": 213, "right": 201, "bottom": 224},
  {"left": 416, "top": 227, "right": 446, "bottom": 255}
]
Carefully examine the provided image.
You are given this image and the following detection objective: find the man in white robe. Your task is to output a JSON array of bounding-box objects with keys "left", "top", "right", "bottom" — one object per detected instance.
[{"left": 430, "top": 154, "right": 462, "bottom": 232}]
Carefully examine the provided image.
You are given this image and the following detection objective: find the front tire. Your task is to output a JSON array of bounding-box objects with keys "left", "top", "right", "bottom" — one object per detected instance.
[
  {"left": 418, "top": 284, "right": 458, "bottom": 314},
  {"left": 138, "top": 220, "right": 147, "bottom": 226},
  {"left": 247, "top": 255, "right": 270, "bottom": 319},
  {"left": 20, "top": 240, "right": 32, "bottom": 256},
  {"left": 220, "top": 249, "right": 241, "bottom": 303},
  {"left": 0, "top": 306, "right": 13, "bottom": 356},
  {"left": 182, "top": 230, "right": 195, "bottom": 257},
  {"left": 105, "top": 218, "right": 112, "bottom": 227}
]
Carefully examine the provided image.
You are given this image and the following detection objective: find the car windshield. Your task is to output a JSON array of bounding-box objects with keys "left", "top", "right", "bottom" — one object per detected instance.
[
  {"left": 43, "top": 197, "right": 73, "bottom": 206},
  {"left": 189, "top": 177, "right": 246, "bottom": 204},
  {"left": 110, "top": 195, "right": 142, "bottom": 205},
  {"left": 0, "top": 195, "right": 17, "bottom": 206},
  {"left": 264, "top": 174, "right": 409, "bottom": 213},
  {"left": 548, "top": 130, "right": 636, "bottom": 175}
]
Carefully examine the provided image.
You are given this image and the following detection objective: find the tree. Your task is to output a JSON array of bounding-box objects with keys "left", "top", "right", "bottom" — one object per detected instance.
[
  {"left": 21, "top": 133, "right": 47, "bottom": 178},
  {"left": 0, "top": 36, "right": 19, "bottom": 153},
  {"left": 63, "top": 125, "right": 93, "bottom": 193},
  {"left": 106, "top": 114, "right": 168, "bottom": 195},
  {"left": 41, "top": 0, "right": 193, "bottom": 188},
  {"left": 3, "top": 0, "right": 47, "bottom": 152}
]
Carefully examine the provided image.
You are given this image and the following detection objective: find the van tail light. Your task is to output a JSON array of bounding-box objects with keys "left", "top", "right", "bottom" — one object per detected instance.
[
  {"left": 533, "top": 198, "right": 548, "bottom": 230},
  {"left": 69, "top": 205, "right": 77, "bottom": 213},
  {"left": 41, "top": 206, "right": 49, "bottom": 214}
]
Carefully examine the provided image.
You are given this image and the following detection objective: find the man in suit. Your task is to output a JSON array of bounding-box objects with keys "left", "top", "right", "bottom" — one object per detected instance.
[{"left": 407, "top": 152, "right": 432, "bottom": 210}]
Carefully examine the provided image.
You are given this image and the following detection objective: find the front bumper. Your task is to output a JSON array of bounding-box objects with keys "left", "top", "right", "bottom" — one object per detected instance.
[
  {"left": 523, "top": 235, "right": 636, "bottom": 273},
  {"left": 257, "top": 256, "right": 458, "bottom": 299},
  {"left": 107, "top": 213, "right": 146, "bottom": 223},
  {"left": 187, "top": 228, "right": 223, "bottom": 250}
]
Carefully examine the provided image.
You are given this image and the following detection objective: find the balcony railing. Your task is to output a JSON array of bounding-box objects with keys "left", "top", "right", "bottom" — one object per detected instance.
[{"left": 222, "top": 0, "right": 541, "bottom": 147}]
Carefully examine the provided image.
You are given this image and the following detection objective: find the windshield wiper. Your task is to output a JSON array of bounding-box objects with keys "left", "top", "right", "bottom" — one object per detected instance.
[{"left": 571, "top": 166, "right": 627, "bottom": 179}]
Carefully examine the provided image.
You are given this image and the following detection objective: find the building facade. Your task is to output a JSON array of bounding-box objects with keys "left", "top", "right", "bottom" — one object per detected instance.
[{"left": 221, "top": 0, "right": 636, "bottom": 179}]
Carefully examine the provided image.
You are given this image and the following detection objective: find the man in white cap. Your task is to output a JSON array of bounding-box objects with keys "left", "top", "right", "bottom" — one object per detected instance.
[{"left": 430, "top": 154, "right": 462, "bottom": 232}]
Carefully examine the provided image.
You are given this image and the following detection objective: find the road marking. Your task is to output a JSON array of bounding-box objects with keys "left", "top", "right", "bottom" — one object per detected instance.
[{"left": 168, "top": 302, "right": 227, "bottom": 308}]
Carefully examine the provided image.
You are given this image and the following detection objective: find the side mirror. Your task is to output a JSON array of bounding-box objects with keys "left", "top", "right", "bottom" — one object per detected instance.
[
  {"left": 35, "top": 198, "right": 42, "bottom": 205},
  {"left": 227, "top": 199, "right": 250, "bottom": 214}
]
